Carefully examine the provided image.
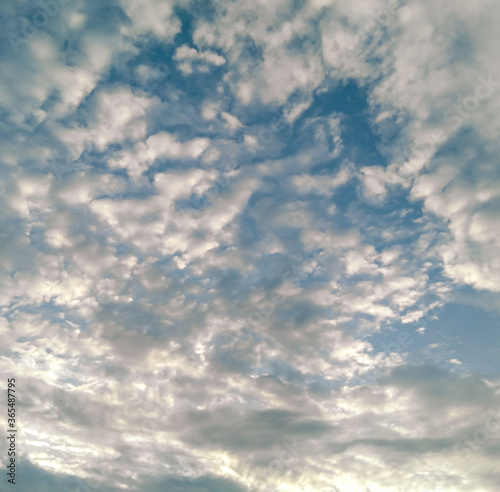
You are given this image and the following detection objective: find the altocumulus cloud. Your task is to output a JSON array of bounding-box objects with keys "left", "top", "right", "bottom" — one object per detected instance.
[{"left": 1, "top": 0, "right": 500, "bottom": 491}]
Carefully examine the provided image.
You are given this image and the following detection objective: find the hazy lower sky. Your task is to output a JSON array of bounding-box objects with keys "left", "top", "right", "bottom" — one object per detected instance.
[{"left": 1, "top": 0, "right": 500, "bottom": 491}]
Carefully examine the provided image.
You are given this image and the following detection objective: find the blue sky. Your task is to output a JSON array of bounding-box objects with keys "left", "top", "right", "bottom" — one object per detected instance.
[{"left": 1, "top": 0, "right": 500, "bottom": 491}]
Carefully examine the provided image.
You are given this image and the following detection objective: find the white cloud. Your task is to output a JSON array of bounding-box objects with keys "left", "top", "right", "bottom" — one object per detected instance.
[
  {"left": 59, "top": 88, "right": 151, "bottom": 159},
  {"left": 174, "top": 44, "right": 226, "bottom": 75},
  {"left": 109, "top": 131, "right": 209, "bottom": 178},
  {"left": 120, "top": 0, "right": 181, "bottom": 39},
  {"left": 221, "top": 111, "right": 242, "bottom": 132}
]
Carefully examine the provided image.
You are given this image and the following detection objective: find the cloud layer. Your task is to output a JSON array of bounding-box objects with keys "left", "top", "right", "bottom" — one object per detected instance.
[{"left": 1, "top": 0, "right": 500, "bottom": 491}]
